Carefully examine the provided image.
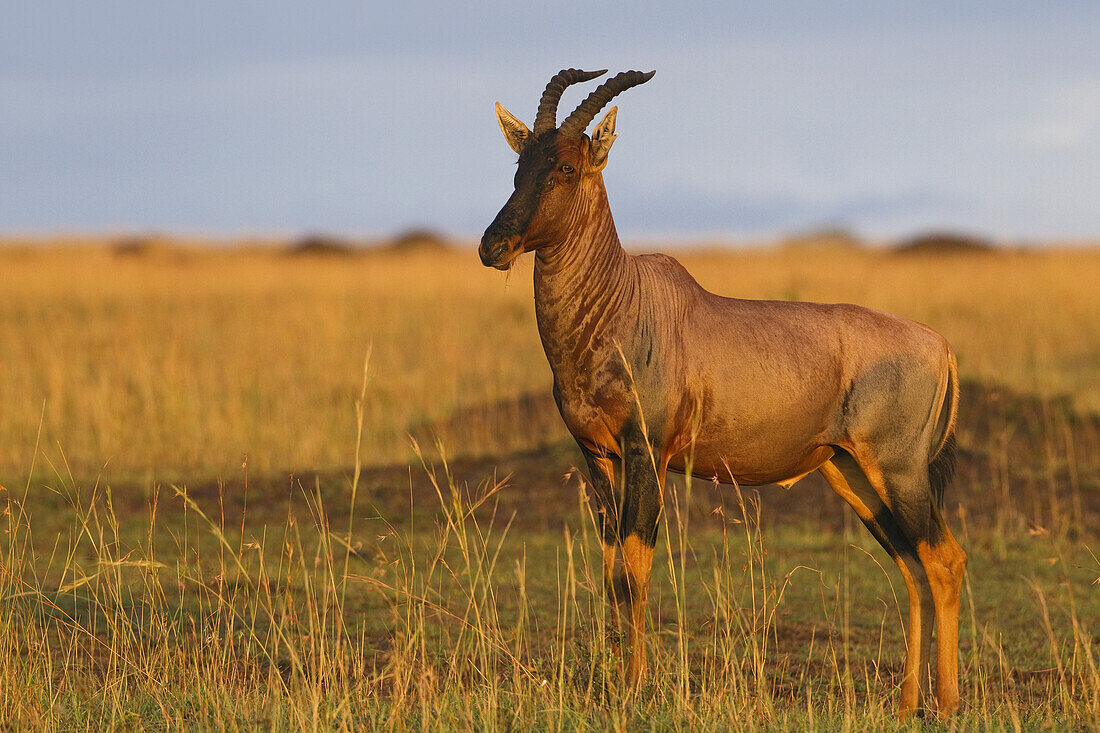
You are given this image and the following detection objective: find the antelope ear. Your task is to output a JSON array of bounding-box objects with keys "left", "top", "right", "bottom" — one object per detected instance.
[
  {"left": 495, "top": 102, "right": 530, "bottom": 154},
  {"left": 588, "top": 107, "right": 618, "bottom": 170}
]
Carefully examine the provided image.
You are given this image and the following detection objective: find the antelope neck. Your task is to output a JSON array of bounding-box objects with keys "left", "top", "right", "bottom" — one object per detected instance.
[{"left": 533, "top": 179, "right": 636, "bottom": 359}]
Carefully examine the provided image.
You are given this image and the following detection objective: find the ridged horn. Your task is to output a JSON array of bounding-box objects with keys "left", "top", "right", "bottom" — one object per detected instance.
[
  {"left": 558, "top": 70, "right": 655, "bottom": 138},
  {"left": 533, "top": 68, "right": 608, "bottom": 135}
]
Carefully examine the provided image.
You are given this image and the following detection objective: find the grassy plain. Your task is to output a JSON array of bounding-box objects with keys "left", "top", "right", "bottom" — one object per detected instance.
[{"left": 0, "top": 242, "right": 1097, "bottom": 729}]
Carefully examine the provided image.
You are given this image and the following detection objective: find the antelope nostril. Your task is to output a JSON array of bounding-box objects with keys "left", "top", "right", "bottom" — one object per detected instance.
[
  {"left": 479, "top": 242, "right": 502, "bottom": 265},
  {"left": 479, "top": 233, "right": 521, "bottom": 268},
  {"left": 479, "top": 240, "right": 509, "bottom": 264},
  {"left": 479, "top": 245, "right": 496, "bottom": 267}
]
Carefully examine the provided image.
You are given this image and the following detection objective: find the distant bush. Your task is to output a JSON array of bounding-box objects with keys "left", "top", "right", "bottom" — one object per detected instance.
[
  {"left": 287, "top": 234, "right": 360, "bottom": 257},
  {"left": 112, "top": 235, "right": 155, "bottom": 257},
  {"left": 780, "top": 226, "right": 863, "bottom": 252},
  {"left": 894, "top": 231, "right": 996, "bottom": 255},
  {"left": 386, "top": 228, "right": 451, "bottom": 253},
  {"left": 111, "top": 234, "right": 195, "bottom": 260}
]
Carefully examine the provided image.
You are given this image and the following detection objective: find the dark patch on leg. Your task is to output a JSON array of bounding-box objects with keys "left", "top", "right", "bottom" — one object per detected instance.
[
  {"left": 619, "top": 426, "right": 662, "bottom": 547},
  {"left": 869, "top": 505, "right": 900, "bottom": 550},
  {"left": 619, "top": 462, "right": 661, "bottom": 546},
  {"left": 627, "top": 507, "right": 661, "bottom": 546}
]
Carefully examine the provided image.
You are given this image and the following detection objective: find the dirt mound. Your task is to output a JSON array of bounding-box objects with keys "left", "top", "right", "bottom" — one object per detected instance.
[{"left": 408, "top": 392, "right": 566, "bottom": 458}]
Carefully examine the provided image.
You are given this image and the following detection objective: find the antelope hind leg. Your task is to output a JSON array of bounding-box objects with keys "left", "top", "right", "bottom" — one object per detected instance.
[
  {"left": 853, "top": 450, "right": 966, "bottom": 716},
  {"left": 914, "top": 505, "right": 968, "bottom": 712},
  {"left": 819, "top": 454, "right": 935, "bottom": 717}
]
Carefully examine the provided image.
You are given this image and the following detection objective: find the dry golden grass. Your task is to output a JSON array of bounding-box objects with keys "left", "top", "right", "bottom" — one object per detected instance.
[
  {"left": 1, "top": 240, "right": 1097, "bottom": 729},
  {"left": 1, "top": 244, "right": 541, "bottom": 480},
  {"left": 1, "top": 241, "right": 1098, "bottom": 482}
]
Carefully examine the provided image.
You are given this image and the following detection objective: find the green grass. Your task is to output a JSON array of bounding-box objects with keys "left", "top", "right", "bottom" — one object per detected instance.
[{"left": 2, "top": 424, "right": 1096, "bottom": 730}]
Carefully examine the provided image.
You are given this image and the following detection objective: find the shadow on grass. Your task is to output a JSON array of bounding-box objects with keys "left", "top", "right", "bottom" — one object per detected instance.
[{"left": 88, "top": 378, "right": 1096, "bottom": 540}]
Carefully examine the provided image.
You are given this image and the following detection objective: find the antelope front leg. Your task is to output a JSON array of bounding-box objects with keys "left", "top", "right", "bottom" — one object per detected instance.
[
  {"left": 578, "top": 446, "right": 622, "bottom": 611},
  {"left": 617, "top": 429, "right": 664, "bottom": 688},
  {"left": 620, "top": 535, "right": 655, "bottom": 685}
]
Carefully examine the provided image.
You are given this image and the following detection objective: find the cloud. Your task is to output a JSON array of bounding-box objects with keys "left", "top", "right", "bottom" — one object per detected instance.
[
  {"left": 608, "top": 184, "right": 970, "bottom": 238},
  {"left": 2, "top": 2, "right": 1099, "bottom": 238},
  {"left": 1004, "top": 79, "right": 1100, "bottom": 150}
]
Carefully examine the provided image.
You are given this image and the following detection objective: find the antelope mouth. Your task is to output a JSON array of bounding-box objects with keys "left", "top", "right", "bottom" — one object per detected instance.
[{"left": 479, "top": 235, "right": 522, "bottom": 270}]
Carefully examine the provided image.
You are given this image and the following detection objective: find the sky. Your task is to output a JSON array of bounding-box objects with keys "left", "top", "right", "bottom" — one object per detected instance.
[{"left": 2, "top": 1, "right": 1099, "bottom": 242}]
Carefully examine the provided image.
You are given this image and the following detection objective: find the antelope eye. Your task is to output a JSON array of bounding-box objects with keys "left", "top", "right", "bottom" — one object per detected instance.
[{"left": 560, "top": 164, "right": 574, "bottom": 175}]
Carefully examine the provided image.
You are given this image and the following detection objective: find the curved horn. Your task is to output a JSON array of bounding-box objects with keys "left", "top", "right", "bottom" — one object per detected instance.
[
  {"left": 558, "top": 70, "right": 655, "bottom": 138},
  {"left": 533, "top": 68, "right": 608, "bottom": 134}
]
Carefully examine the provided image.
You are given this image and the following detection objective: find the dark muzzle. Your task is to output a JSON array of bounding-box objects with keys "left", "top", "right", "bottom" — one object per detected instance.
[
  {"left": 478, "top": 233, "right": 522, "bottom": 270},
  {"left": 479, "top": 188, "right": 536, "bottom": 269}
]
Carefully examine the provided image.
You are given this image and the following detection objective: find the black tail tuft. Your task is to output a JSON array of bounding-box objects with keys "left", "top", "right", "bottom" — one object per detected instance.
[{"left": 928, "top": 432, "right": 957, "bottom": 508}]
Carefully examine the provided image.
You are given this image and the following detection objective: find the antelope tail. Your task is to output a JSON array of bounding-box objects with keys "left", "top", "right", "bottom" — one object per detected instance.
[{"left": 928, "top": 350, "right": 960, "bottom": 508}]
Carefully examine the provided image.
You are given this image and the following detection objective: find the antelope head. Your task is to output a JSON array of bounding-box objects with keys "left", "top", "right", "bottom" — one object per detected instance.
[{"left": 479, "top": 68, "right": 655, "bottom": 270}]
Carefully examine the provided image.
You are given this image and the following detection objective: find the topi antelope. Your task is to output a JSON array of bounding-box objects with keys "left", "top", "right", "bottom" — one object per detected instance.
[{"left": 478, "top": 68, "right": 967, "bottom": 717}]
